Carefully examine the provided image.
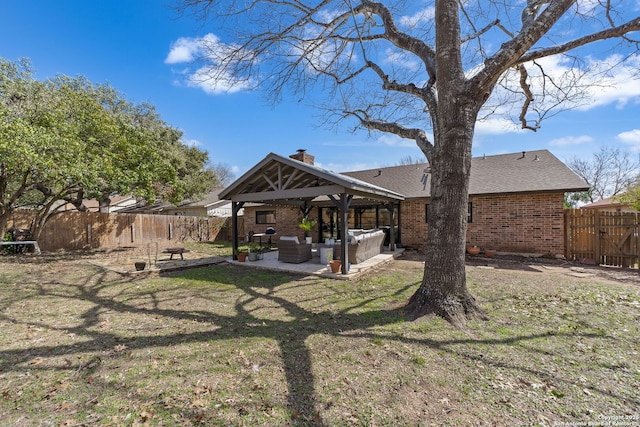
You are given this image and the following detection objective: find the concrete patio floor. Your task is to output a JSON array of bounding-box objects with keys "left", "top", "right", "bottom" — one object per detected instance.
[
  {"left": 90, "top": 246, "right": 404, "bottom": 280},
  {"left": 226, "top": 246, "right": 405, "bottom": 280}
]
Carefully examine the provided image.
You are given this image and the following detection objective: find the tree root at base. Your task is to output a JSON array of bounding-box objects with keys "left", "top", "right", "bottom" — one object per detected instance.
[{"left": 405, "top": 291, "right": 488, "bottom": 328}]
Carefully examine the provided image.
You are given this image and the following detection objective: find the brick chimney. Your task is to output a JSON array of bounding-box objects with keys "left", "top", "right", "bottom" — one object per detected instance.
[{"left": 289, "top": 149, "right": 314, "bottom": 165}]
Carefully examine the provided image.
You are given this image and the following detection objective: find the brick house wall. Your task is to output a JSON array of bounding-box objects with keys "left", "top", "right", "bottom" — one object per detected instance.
[
  {"left": 399, "top": 199, "right": 429, "bottom": 249},
  {"left": 244, "top": 206, "right": 319, "bottom": 243},
  {"left": 400, "top": 192, "right": 566, "bottom": 255},
  {"left": 243, "top": 192, "right": 565, "bottom": 255},
  {"left": 467, "top": 193, "right": 565, "bottom": 254}
]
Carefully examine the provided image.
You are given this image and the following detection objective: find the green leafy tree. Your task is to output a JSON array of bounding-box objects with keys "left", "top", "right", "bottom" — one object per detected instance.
[
  {"left": 564, "top": 191, "right": 591, "bottom": 209},
  {"left": 615, "top": 187, "right": 640, "bottom": 211},
  {"left": 0, "top": 57, "right": 219, "bottom": 238}
]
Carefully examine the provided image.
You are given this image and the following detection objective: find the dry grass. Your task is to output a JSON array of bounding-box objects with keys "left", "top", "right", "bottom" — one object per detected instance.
[{"left": 0, "top": 249, "right": 639, "bottom": 426}]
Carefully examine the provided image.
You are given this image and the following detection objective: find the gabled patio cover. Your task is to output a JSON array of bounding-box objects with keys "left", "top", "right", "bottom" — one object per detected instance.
[{"left": 220, "top": 153, "right": 404, "bottom": 273}]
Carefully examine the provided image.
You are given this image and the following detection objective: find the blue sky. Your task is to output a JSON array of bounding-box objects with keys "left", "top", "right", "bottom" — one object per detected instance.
[{"left": 2, "top": 1, "right": 639, "bottom": 179}]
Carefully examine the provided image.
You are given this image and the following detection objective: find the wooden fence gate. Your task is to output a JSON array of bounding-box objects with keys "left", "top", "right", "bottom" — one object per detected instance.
[{"left": 565, "top": 209, "right": 639, "bottom": 268}]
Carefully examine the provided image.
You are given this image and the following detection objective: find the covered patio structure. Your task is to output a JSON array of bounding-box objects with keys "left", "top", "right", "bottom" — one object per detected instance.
[{"left": 219, "top": 152, "right": 404, "bottom": 274}]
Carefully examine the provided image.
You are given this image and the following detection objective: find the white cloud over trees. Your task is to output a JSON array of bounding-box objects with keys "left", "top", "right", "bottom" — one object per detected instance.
[{"left": 165, "top": 33, "right": 252, "bottom": 94}]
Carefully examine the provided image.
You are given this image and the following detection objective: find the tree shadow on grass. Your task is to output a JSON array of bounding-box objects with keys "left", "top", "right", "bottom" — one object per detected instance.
[{"left": 1, "top": 263, "right": 637, "bottom": 425}]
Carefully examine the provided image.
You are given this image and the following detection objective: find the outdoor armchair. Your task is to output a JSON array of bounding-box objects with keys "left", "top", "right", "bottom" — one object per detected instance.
[{"left": 277, "top": 237, "right": 312, "bottom": 263}]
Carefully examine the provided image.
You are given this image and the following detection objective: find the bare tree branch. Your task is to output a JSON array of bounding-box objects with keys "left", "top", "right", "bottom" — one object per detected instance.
[
  {"left": 569, "top": 147, "right": 640, "bottom": 202},
  {"left": 515, "top": 64, "right": 539, "bottom": 131},
  {"left": 366, "top": 60, "right": 430, "bottom": 100},
  {"left": 460, "top": 19, "right": 500, "bottom": 44},
  {"left": 517, "top": 17, "right": 640, "bottom": 65},
  {"left": 345, "top": 109, "right": 433, "bottom": 158},
  {"left": 470, "top": 0, "right": 575, "bottom": 95},
  {"left": 354, "top": 1, "right": 437, "bottom": 86}
]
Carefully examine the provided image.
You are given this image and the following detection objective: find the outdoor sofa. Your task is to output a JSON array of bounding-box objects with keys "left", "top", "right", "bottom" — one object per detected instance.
[
  {"left": 277, "top": 236, "right": 312, "bottom": 263},
  {"left": 333, "top": 229, "right": 385, "bottom": 264}
]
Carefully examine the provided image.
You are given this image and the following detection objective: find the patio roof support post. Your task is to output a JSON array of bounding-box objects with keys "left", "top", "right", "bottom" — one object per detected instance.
[
  {"left": 339, "top": 194, "right": 352, "bottom": 274},
  {"left": 317, "top": 206, "right": 323, "bottom": 243},
  {"left": 231, "top": 201, "right": 245, "bottom": 260},
  {"left": 385, "top": 203, "right": 397, "bottom": 251}
]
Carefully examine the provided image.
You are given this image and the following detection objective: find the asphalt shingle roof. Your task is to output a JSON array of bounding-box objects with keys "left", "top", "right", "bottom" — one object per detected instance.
[{"left": 343, "top": 149, "right": 589, "bottom": 199}]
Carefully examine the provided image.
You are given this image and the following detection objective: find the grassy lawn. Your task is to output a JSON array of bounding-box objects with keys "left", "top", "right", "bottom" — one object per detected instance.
[{"left": 0, "top": 251, "right": 638, "bottom": 426}]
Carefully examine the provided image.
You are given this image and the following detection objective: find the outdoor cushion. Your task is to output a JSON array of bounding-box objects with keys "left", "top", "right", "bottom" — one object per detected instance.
[
  {"left": 333, "top": 229, "right": 385, "bottom": 264},
  {"left": 279, "top": 236, "right": 299, "bottom": 244}
]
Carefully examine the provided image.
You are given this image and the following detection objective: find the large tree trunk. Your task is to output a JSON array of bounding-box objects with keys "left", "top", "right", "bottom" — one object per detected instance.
[
  {"left": 406, "top": 104, "right": 487, "bottom": 327},
  {"left": 405, "top": 0, "right": 487, "bottom": 327},
  {"left": 0, "top": 212, "right": 8, "bottom": 239},
  {"left": 99, "top": 193, "right": 111, "bottom": 213}
]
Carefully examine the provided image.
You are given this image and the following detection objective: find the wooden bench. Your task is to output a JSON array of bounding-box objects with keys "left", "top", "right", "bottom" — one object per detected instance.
[
  {"left": 1, "top": 240, "right": 41, "bottom": 255},
  {"left": 162, "top": 247, "right": 190, "bottom": 260}
]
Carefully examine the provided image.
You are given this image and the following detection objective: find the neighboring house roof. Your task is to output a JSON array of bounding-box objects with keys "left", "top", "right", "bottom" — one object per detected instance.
[
  {"left": 582, "top": 196, "right": 636, "bottom": 211},
  {"left": 344, "top": 149, "right": 589, "bottom": 198},
  {"left": 59, "top": 195, "right": 138, "bottom": 212},
  {"left": 177, "top": 188, "right": 227, "bottom": 209},
  {"left": 118, "top": 201, "right": 175, "bottom": 214},
  {"left": 116, "top": 188, "right": 239, "bottom": 217}
]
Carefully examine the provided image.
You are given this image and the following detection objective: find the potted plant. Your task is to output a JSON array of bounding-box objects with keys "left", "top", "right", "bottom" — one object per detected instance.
[
  {"left": 466, "top": 244, "right": 480, "bottom": 255},
  {"left": 329, "top": 259, "right": 342, "bottom": 273},
  {"left": 484, "top": 248, "right": 496, "bottom": 257},
  {"left": 234, "top": 248, "right": 248, "bottom": 262},
  {"left": 248, "top": 241, "right": 263, "bottom": 261},
  {"left": 298, "top": 217, "right": 317, "bottom": 244}
]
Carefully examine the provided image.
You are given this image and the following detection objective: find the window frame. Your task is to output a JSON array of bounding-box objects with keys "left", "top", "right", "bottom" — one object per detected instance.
[{"left": 255, "top": 210, "right": 276, "bottom": 224}]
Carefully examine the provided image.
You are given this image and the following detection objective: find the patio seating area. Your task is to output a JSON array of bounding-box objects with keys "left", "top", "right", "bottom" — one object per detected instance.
[
  {"left": 277, "top": 237, "right": 312, "bottom": 263},
  {"left": 227, "top": 245, "right": 404, "bottom": 280}
]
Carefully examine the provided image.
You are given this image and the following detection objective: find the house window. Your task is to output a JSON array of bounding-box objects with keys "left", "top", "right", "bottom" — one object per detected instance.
[
  {"left": 425, "top": 202, "right": 473, "bottom": 223},
  {"left": 256, "top": 210, "right": 276, "bottom": 224}
]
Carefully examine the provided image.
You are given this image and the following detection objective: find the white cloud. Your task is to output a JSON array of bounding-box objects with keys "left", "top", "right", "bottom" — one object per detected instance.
[
  {"left": 475, "top": 118, "right": 525, "bottom": 135},
  {"left": 375, "top": 133, "right": 418, "bottom": 148},
  {"left": 315, "top": 9, "right": 341, "bottom": 24},
  {"left": 382, "top": 48, "right": 421, "bottom": 72},
  {"left": 165, "top": 34, "right": 221, "bottom": 64},
  {"left": 548, "top": 135, "right": 594, "bottom": 147},
  {"left": 166, "top": 33, "right": 253, "bottom": 95},
  {"left": 400, "top": 7, "right": 435, "bottom": 28},
  {"left": 315, "top": 161, "right": 378, "bottom": 173},
  {"left": 618, "top": 129, "right": 640, "bottom": 142},
  {"left": 288, "top": 24, "right": 357, "bottom": 75},
  {"left": 618, "top": 129, "right": 640, "bottom": 152},
  {"left": 320, "top": 134, "right": 421, "bottom": 148},
  {"left": 575, "top": 0, "right": 601, "bottom": 16},
  {"left": 485, "top": 53, "right": 640, "bottom": 129},
  {"left": 183, "top": 138, "right": 202, "bottom": 147},
  {"left": 165, "top": 37, "right": 202, "bottom": 64},
  {"left": 579, "top": 55, "right": 640, "bottom": 110},
  {"left": 186, "top": 66, "right": 251, "bottom": 94}
]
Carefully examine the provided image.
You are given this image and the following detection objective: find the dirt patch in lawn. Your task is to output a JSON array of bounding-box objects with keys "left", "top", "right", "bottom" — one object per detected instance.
[
  {"left": 400, "top": 248, "right": 640, "bottom": 287},
  {"left": 1, "top": 249, "right": 639, "bottom": 426}
]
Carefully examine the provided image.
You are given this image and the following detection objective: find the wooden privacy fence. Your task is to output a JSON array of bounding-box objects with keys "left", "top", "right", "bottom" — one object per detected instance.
[
  {"left": 565, "top": 209, "right": 639, "bottom": 268},
  {"left": 8, "top": 210, "right": 243, "bottom": 252}
]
